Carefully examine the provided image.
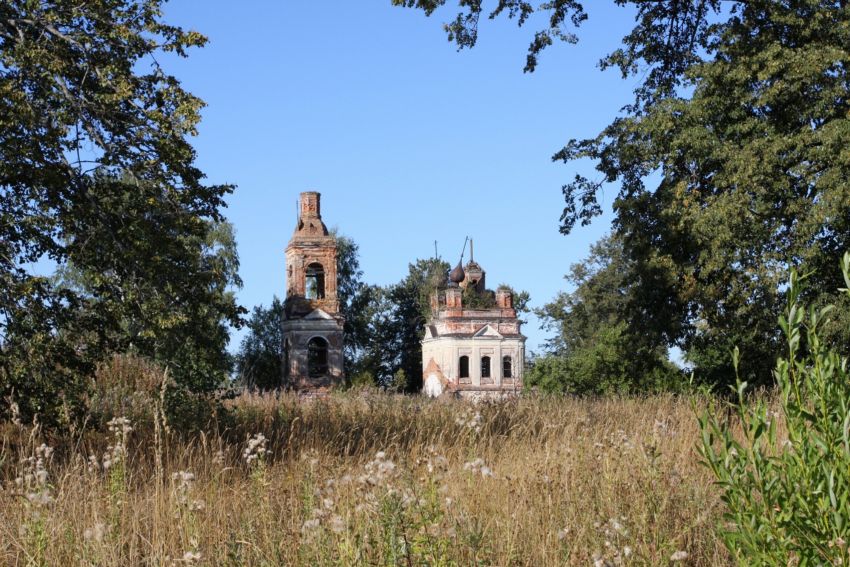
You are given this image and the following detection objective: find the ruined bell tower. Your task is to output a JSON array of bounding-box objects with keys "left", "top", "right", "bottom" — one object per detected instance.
[{"left": 282, "top": 192, "right": 345, "bottom": 392}]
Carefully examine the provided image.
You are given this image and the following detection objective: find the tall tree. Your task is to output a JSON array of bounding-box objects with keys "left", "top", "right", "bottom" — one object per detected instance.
[
  {"left": 395, "top": 1, "right": 850, "bottom": 387},
  {"left": 54, "top": 193, "right": 243, "bottom": 393},
  {"left": 372, "top": 258, "right": 449, "bottom": 391},
  {"left": 236, "top": 297, "right": 284, "bottom": 390},
  {"left": 531, "top": 234, "right": 683, "bottom": 394},
  {"left": 560, "top": 0, "right": 850, "bottom": 385},
  {"left": 0, "top": 0, "right": 237, "bottom": 424},
  {"left": 332, "top": 230, "right": 376, "bottom": 375}
]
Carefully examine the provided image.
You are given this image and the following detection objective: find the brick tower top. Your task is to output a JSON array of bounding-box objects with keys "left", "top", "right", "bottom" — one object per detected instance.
[
  {"left": 285, "top": 192, "right": 339, "bottom": 314},
  {"left": 292, "top": 191, "right": 329, "bottom": 239}
]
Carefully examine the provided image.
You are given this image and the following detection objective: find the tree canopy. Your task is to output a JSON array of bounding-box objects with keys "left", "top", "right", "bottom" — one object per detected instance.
[
  {"left": 333, "top": 257, "right": 451, "bottom": 391},
  {"left": 0, "top": 0, "right": 240, "bottom": 424},
  {"left": 531, "top": 233, "right": 684, "bottom": 394},
  {"left": 396, "top": 0, "right": 850, "bottom": 388}
]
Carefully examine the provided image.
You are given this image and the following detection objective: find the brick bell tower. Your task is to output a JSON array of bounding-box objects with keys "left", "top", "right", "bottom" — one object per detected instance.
[{"left": 281, "top": 192, "right": 345, "bottom": 391}]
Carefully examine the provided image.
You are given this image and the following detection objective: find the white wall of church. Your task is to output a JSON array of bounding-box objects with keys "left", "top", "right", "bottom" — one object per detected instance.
[{"left": 422, "top": 336, "right": 524, "bottom": 388}]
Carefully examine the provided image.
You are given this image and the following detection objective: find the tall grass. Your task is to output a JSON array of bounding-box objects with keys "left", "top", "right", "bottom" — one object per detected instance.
[{"left": 0, "top": 388, "right": 733, "bottom": 565}]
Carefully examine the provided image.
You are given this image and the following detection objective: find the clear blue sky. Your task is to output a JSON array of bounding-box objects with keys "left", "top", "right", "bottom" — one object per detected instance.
[{"left": 160, "top": 1, "right": 640, "bottom": 354}]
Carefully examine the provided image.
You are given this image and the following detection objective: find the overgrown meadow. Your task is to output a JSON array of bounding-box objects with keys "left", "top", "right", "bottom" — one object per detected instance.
[{"left": 0, "top": 364, "right": 736, "bottom": 566}]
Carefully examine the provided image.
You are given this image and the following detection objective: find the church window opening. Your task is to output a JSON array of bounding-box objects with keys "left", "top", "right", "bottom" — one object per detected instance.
[
  {"left": 459, "top": 356, "right": 469, "bottom": 378},
  {"left": 305, "top": 262, "right": 325, "bottom": 300},
  {"left": 307, "top": 337, "right": 329, "bottom": 377},
  {"left": 502, "top": 356, "right": 512, "bottom": 378},
  {"left": 481, "top": 356, "right": 491, "bottom": 378}
]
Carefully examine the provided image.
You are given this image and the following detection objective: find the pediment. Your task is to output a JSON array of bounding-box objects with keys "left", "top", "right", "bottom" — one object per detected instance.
[
  {"left": 304, "top": 308, "right": 334, "bottom": 320},
  {"left": 473, "top": 324, "right": 503, "bottom": 338},
  {"left": 424, "top": 325, "right": 438, "bottom": 339}
]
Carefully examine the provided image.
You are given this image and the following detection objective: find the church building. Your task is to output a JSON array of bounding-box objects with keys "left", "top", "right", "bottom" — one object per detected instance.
[
  {"left": 281, "top": 192, "right": 345, "bottom": 392},
  {"left": 422, "top": 243, "right": 525, "bottom": 398}
]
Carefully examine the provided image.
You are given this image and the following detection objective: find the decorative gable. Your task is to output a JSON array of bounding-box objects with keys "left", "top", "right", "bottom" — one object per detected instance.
[
  {"left": 473, "top": 324, "right": 503, "bottom": 338},
  {"left": 304, "top": 308, "right": 334, "bottom": 320}
]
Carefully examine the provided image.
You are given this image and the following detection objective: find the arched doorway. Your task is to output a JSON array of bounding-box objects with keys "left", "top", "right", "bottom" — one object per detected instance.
[{"left": 307, "top": 337, "right": 329, "bottom": 377}]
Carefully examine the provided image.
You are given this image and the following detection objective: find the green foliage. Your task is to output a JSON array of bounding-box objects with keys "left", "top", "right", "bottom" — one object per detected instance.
[
  {"left": 0, "top": 1, "right": 236, "bottom": 426},
  {"left": 531, "top": 234, "right": 684, "bottom": 394},
  {"left": 461, "top": 285, "right": 495, "bottom": 309},
  {"left": 342, "top": 284, "right": 393, "bottom": 383},
  {"left": 559, "top": 1, "right": 850, "bottom": 387},
  {"left": 344, "top": 257, "right": 448, "bottom": 390},
  {"left": 699, "top": 253, "right": 850, "bottom": 564},
  {"left": 528, "top": 322, "right": 684, "bottom": 395},
  {"left": 57, "top": 193, "right": 243, "bottom": 393},
  {"left": 236, "top": 298, "right": 285, "bottom": 390},
  {"left": 390, "top": 0, "right": 587, "bottom": 72},
  {"left": 347, "top": 369, "right": 377, "bottom": 389},
  {"left": 400, "top": 1, "right": 850, "bottom": 390},
  {"left": 331, "top": 230, "right": 374, "bottom": 375},
  {"left": 390, "top": 368, "right": 408, "bottom": 392},
  {"left": 524, "top": 353, "right": 570, "bottom": 395},
  {"left": 383, "top": 258, "right": 450, "bottom": 391}
]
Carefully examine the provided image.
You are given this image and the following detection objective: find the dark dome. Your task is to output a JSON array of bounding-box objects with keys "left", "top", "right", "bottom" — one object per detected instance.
[{"left": 449, "top": 261, "right": 465, "bottom": 284}]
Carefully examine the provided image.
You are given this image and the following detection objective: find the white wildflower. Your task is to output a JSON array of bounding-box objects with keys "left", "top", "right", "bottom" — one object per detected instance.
[
  {"left": 83, "top": 523, "right": 107, "bottom": 543},
  {"left": 609, "top": 518, "right": 627, "bottom": 536},
  {"left": 16, "top": 444, "right": 54, "bottom": 509},
  {"left": 171, "top": 470, "right": 196, "bottom": 506},
  {"left": 329, "top": 515, "right": 345, "bottom": 534},
  {"left": 107, "top": 416, "right": 133, "bottom": 436},
  {"left": 455, "top": 410, "right": 483, "bottom": 432},
  {"left": 242, "top": 433, "right": 269, "bottom": 466},
  {"left": 463, "top": 458, "right": 495, "bottom": 478},
  {"left": 361, "top": 451, "right": 399, "bottom": 485}
]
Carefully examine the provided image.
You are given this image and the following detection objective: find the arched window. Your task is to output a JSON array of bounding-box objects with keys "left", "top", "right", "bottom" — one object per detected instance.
[
  {"left": 459, "top": 355, "right": 469, "bottom": 378},
  {"left": 502, "top": 356, "right": 512, "bottom": 379},
  {"left": 282, "top": 339, "right": 291, "bottom": 380},
  {"left": 481, "top": 356, "right": 491, "bottom": 379},
  {"left": 305, "top": 262, "right": 325, "bottom": 300},
  {"left": 307, "top": 337, "right": 328, "bottom": 377}
]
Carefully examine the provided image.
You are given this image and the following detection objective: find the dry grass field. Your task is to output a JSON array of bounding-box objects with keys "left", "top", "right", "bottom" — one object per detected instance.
[{"left": 0, "top": 388, "right": 734, "bottom": 566}]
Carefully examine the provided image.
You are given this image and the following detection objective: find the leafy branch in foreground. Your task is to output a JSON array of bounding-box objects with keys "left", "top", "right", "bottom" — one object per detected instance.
[
  {"left": 0, "top": 1, "right": 240, "bottom": 426},
  {"left": 699, "top": 252, "right": 850, "bottom": 565}
]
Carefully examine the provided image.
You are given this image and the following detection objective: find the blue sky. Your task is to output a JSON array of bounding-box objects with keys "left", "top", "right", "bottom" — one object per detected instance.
[{"left": 160, "top": 2, "right": 640, "bottom": 353}]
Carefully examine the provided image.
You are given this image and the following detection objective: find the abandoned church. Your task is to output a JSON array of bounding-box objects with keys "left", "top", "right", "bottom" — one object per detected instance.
[
  {"left": 421, "top": 244, "right": 525, "bottom": 398},
  {"left": 282, "top": 192, "right": 525, "bottom": 397}
]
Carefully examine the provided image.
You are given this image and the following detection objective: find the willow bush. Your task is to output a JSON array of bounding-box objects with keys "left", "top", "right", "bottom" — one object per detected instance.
[{"left": 700, "top": 252, "right": 850, "bottom": 565}]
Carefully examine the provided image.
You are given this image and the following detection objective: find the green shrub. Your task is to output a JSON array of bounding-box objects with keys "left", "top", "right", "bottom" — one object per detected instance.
[
  {"left": 86, "top": 354, "right": 162, "bottom": 428},
  {"left": 699, "top": 252, "right": 850, "bottom": 565},
  {"left": 347, "top": 369, "right": 377, "bottom": 389},
  {"left": 526, "top": 322, "right": 686, "bottom": 395}
]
